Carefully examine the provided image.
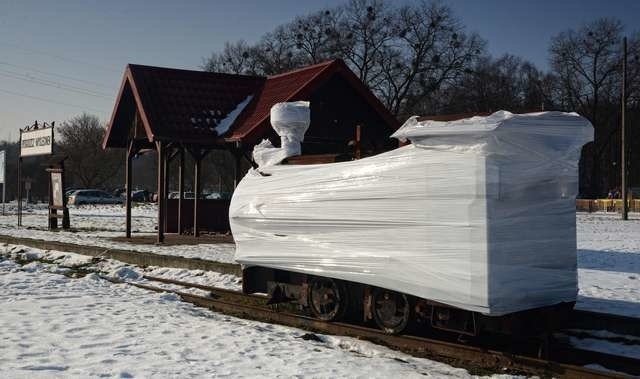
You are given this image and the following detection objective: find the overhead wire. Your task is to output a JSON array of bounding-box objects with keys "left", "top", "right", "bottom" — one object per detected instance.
[
  {"left": 0, "top": 60, "right": 116, "bottom": 90},
  {"left": 0, "top": 88, "right": 108, "bottom": 114},
  {"left": 0, "top": 68, "right": 113, "bottom": 99},
  {"left": 0, "top": 41, "right": 121, "bottom": 74}
]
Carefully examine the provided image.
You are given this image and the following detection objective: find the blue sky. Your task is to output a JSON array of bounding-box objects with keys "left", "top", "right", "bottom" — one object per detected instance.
[{"left": 1, "top": 0, "right": 639, "bottom": 141}]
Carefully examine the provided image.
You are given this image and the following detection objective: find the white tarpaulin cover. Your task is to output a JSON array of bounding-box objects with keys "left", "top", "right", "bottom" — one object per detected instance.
[
  {"left": 230, "top": 111, "right": 594, "bottom": 315},
  {"left": 253, "top": 101, "right": 311, "bottom": 167}
]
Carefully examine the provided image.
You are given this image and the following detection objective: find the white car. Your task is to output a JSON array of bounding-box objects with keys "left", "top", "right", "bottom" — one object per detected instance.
[{"left": 68, "top": 190, "right": 124, "bottom": 205}]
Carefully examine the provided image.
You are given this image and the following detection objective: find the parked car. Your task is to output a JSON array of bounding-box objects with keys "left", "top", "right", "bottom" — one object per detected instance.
[
  {"left": 167, "top": 191, "right": 207, "bottom": 200},
  {"left": 205, "top": 192, "right": 232, "bottom": 200},
  {"left": 65, "top": 189, "right": 79, "bottom": 197},
  {"left": 112, "top": 188, "right": 126, "bottom": 198},
  {"left": 131, "top": 190, "right": 151, "bottom": 202},
  {"left": 68, "top": 190, "right": 124, "bottom": 205}
]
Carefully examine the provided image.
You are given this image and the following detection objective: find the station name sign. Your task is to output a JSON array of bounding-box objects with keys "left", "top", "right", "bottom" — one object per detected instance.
[{"left": 21, "top": 127, "right": 53, "bottom": 157}]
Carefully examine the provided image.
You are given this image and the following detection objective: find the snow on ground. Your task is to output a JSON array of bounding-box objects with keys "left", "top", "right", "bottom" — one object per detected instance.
[
  {"left": 0, "top": 248, "right": 518, "bottom": 378},
  {"left": 561, "top": 329, "right": 640, "bottom": 359},
  {"left": 576, "top": 212, "right": 640, "bottom": 317},
  {"left": 0, "top": 206, "right": 639, "bottom": 377},
  {"left": 1, "top": 244, "right": 242, "bottom": 294},
  {"left": 0, "top": 204, "right": 638, "bottom": 317},
  {"left": 0, "top": 202, "right": 236, "bottom": 263}
]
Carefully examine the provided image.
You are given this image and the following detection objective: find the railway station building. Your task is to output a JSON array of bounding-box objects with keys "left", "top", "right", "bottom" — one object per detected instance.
[{"left": 102, "top": 59, "right": 399, "bottom": 243}]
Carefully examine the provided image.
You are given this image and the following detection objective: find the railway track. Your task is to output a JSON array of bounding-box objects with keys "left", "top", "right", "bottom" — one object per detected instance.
[
  {"left": 3, "top": 249, "right": 637, "bottom": 377},
  {"left": 104, "top": 274, "right": 639, "bottom": 378},
  {"left": 569, "top": 310, "right": 640, "bottom": 337}
]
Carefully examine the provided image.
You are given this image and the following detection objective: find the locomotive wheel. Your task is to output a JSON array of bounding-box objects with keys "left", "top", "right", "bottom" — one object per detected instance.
[
  {"left": 372, "top": 288, "right": 411, "bottom": 334},
  {"left": 308, "top": 277, "right": 348, "bottom": 321}
]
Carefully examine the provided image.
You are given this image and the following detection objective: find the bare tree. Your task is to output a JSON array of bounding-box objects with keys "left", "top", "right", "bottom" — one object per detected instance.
[
  {"left": 550, "top": 19, "right": 625, "bottom": 196},
  {"left": 254, "top": 26, "right": 301, "bottom": 75},
  {"left": 376, "top": 1, "right": 485, "bottom": 117},
  {"left": 202, "top": 40, "right": 261, "bottom": 75},
  {"left": 57, "top": 114, "right": 123, "bottom": 189},
  {"left": 290, "top": 8, "right": 343, "bottom": 65},
  {"left": 337, "top": 0, "right": 394, "bottom": 87},
  {"left": 438, "top": 54, "right": 554, "bottom": 114}
]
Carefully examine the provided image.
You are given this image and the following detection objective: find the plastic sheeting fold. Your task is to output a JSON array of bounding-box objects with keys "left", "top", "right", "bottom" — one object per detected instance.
[
  {"left": 230, "top": 111, "right": 594, "bottom": 316},
  {"left": 253, "top": 101, "right": 310, "bottom": 167}
]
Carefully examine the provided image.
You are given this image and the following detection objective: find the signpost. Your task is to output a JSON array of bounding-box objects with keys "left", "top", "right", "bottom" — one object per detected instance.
[
  {"left": 0, "top": 150, "right": 5, "bottom": 215},
  {"left": 46, "top": 162, "right": 70, "bottom": 230},
  {"left": 18, "top": 121, "right": 63, "bottom": 226}
]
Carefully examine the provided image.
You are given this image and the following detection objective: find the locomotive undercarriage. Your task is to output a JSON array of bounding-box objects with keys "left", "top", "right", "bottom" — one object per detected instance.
[{"left": 243, "top": 266, "right": 575, "bottom": 337}]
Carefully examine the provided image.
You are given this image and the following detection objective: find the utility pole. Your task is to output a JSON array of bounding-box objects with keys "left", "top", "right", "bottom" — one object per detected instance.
[{"left": 621, "top": 37, "right": 629, "bottom": 221}]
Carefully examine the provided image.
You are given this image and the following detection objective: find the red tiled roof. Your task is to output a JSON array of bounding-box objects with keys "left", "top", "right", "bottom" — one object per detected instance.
[
  {"left": 103, "top": 59, "right": 398, "bottom": 149},
  {"left": 226, "top": 59, "right": 399, "bottom": 143},
  {"left": 103, "top": 64, "right": 264, "bottom": 148}
]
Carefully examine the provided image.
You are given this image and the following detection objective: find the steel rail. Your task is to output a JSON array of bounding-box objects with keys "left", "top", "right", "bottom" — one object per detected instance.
[
  {"left": 105, "top": 275, "right": 636, "bottom": 378},
  {"left": 569, "top": 310, "right": 640, "bottom": 337}
]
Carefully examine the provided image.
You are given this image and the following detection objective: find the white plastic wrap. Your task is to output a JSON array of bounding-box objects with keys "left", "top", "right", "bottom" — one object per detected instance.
[
  {"left": 253, "top": 101, "right": 311, "bottom": 167},
  {"left": 231, "top": 111, "right": 594, "bottom": 316}
]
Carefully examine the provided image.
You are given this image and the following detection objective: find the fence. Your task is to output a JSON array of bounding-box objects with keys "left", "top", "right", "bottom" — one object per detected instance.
[{"left": 576, "top": 199, "right": 640, "bottom": 213}]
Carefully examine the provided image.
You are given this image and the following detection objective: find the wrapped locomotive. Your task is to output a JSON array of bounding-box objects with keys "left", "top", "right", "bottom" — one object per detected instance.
[{"left": 230, "top": 105, "right": 594, "bottom": 335}]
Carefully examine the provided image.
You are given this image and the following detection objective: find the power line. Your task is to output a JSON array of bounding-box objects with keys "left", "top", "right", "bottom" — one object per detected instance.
[
  {"left": 0, "top": 41, "right": 121, "bottom": 74},
  {"left": 0, "top": 60, "right": 115, "bottom": 90},
  {"left": 0, "top": 69, "right": 113, "bottom": 99},
  {"left": 0, "top": 88, "right": 108, "bottom": 114}
]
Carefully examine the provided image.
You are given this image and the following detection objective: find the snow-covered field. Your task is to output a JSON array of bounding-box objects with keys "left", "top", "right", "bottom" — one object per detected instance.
[
  {"left": 0, "top": 205, "right": 638, "bottom": 377},
  {"left": 0, "top": 204, "right": 638, "bottom": 316},
  {"left": 0, "top": 202, "right": 236, "bottom": 263},
  {"left": 576, "top": 212, "right": 640, "bottom": 317},
  {"left": 0, "top": 246, "right": 516, "bottom": 379}
]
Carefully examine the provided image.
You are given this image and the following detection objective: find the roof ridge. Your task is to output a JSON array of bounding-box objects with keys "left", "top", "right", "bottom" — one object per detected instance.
[
  {"left": 126, "top": 63, "right": 266, "bottom": 80},
  {"left": 266, "top": 59, "right": 338, "bottom": 79}
]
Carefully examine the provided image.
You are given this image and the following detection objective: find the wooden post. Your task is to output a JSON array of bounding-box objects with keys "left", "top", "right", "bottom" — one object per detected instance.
[
  {"left": 622, "top": 36, "right": 628, "bottom": 221},
  {"left": 355, "top": 124, "right": 362, "bottom": 160},
  {"left": 156, "top": 141, "right": 165, "bottom": 243},
  {"left": 47, "top": 165, "right": 56, "bottom": 230},
  {"left": 178, "top": 147, "right": 184, "bottom": 235},
  {"left": 17, "top": 156, "right": 22, "bottom": 227},
  {"left": 163, "top": 147, "right": 170, "bottom": 234},
  {"left": 125, "top": 141, "right": 133, "bottom": 238},
  {"left": 60, "top": 160, "right": 70, "bottom": 229},
  {"left": 193, "top": 151, "right": 201, "bottom": 237},
  {"left": 233, "top": 144, "right": 243, "bottom": 189}
]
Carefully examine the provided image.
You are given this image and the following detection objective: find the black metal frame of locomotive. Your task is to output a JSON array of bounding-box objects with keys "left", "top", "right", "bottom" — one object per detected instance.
[{"left": 243, "top": 266, "right": 575, "bottom": 336}]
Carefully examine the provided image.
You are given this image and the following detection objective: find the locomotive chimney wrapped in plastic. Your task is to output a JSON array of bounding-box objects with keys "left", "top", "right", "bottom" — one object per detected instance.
[
  {"left": 253, "top": 101, "right": 311, "bottom": 167},
  {"left": 231, "top": 111, "right": 594, "bottom": 316}
]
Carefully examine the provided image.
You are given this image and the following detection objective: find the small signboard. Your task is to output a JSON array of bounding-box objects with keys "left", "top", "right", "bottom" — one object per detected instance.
[
  {"left": 0, "top": 150, "right": 4, "bottom": 215},
  {"left": 0, "top": 150, "right": 5, "bottom": 183},
  {"left": 20, "top": 127, "right": 53, "bottom": 157},
  {"left": 51, "top": 172, "right": 64, "bottom": 207}
]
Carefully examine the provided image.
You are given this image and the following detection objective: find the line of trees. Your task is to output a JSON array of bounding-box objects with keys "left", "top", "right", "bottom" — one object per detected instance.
[
  {"left": 2, "top": 1, "right": 637, "bottom": 200},
  {"left": 203, "top": 0, "right": 640, "bottom": 197}
]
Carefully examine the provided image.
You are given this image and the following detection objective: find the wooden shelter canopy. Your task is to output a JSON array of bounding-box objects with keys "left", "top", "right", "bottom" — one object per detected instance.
[{"left": 103, "top": 59, "right": 399, "bottom": 150}]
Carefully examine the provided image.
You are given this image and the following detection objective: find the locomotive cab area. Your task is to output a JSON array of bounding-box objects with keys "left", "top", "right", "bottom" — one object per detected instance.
[{"left": 230, "top": 106, "right": 593, "bottom": 339}]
